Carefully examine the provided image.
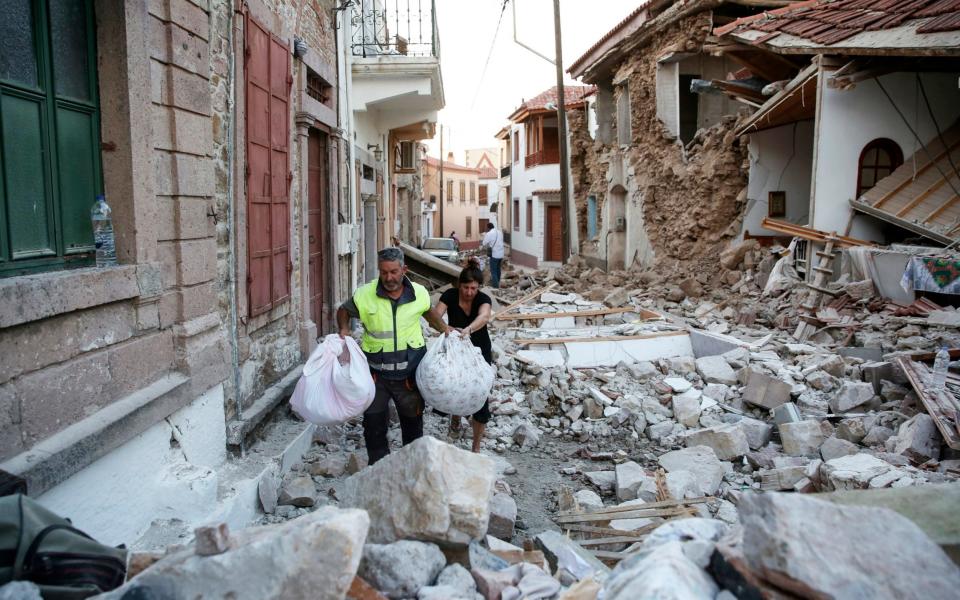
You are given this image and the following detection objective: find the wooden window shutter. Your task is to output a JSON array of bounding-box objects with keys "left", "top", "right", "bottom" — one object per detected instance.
[{"left": 245, "top": 14, "right": 291, "bottom": 316}]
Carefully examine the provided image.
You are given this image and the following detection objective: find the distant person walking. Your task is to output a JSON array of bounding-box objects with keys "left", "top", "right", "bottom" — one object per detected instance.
[
  {"left": 432, "top": 259, "right": 493, "bottom": 453},
  {"left": 481, "top": 222, "right": 504, "bottom": 288},
  {"left": 449, "top": 231, "right": 461, "bottom": 250}
]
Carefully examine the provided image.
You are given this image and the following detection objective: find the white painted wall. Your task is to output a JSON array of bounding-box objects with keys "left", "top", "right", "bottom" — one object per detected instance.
[
  {"left": 508, "top": 121, "right": 562, "bottom": 264},
  {"left": 39, "top": 386, "right": 227, "bottom": 547},
  {"left": 811, "top": 70, "right": 960, "bottom": 240},
  {"left": 743, "top": 120, "right": 815, "bottom": 237},
  {"left": 479, "top": 177, "right": 500, "bottom": 226}
]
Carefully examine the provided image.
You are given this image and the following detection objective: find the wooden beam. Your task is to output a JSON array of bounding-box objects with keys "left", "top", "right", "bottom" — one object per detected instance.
[
  {"left": 874, "top": 140, "right": 960, "bottom": 209},
  {"left": 561, "top": 524, "right": 656, "bottom": 537},
  {"left": 896, "top": 357, "right": 960, "bottom": 450},
  {"left": 556, "top": 496, "right": 709, "bottom": 518},
  {"left": 575, "top": 535, "right": 652, "bottom": 547},
  {"left": 895, "top": 176, "right": 951, "bottom": 217},
  {"left": 492, "top": 281, "right": 557, "bottom": 319},
  {"left": 760, "top": 217, "right": 873, "bottom": 248},
  {"left": 496, "top": 307, "right": 636, "bottom": 321},
  {"left": 515, "top": 330, "right": 689, "bottom": 346},
  {"left": 922, "top": 192, "right": 960, "bottom": 223}
]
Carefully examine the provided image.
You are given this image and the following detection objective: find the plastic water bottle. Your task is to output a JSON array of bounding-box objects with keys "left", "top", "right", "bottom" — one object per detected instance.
[
  {"left": 933, "top": 346, "right": 950, "bottom": 390},
  {"left": 90, "top": 195, "right": 117, "bottom": 267}
]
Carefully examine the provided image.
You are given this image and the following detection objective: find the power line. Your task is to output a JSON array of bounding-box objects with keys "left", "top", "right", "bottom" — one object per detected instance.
[{"left": 470, "top": 0, "right": 510, "bottom": 110}]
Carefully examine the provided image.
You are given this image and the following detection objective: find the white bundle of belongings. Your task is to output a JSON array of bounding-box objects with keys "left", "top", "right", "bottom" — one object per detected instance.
[
  {"left": 416, "top": 332, "right": 494, "bottom": 416},
  {"left": 290, "top": 334, "right": 376, "bottom": 424}
]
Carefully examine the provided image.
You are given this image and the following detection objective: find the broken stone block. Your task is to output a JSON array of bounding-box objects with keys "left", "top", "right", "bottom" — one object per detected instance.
[
  {"left": 535, "top": 530, "right": 611, "bottom": 577},
  {"left": 695, "top": 356, "right": 738, "bottom": 385},
  {"left": 742, "top": 370, "right": 791, "bottom": 410},
  {"left": 663, "top": 377, "right": 692, "bottom": 393},
  {"left": 738, "top": 417, "right": 773, "bottom": 450},
  {"left": 641, "top": 397, "right": 673, "bottom": 424},
  {"left": 684, "top": 424, "right": 749, "bottom": 460},
  {"left": 702, "top": 383, "right": 729, "bottom": 402},
  {"left": 471, "top": 567, "right": 518, "bottom": 600},
  {"left": 603, "top": 288, "right": 629, "bottom": 307},
  {"left": 739, "top": 492, "right": 960, "bottom": 599},
  {"left": 601, "top": 540, "right": 718, "bottom": 600},
  {"left": 516, "top": 350, "right": 565, "bottom": 368},
  {"left": 585, "top": 470, "right": 616, "bottom": 492},
  {"left": 615, "top": 461, "right": 655, "bottom": 502},
  {"left": 574, "top": 489, "right": 603, "bottom": 511},
  {"left": 862, "top": 425, "right": 894, "bottom": 446},
  {"left": 258, "top": 471, "right": 279, "bottom": 514},
  {"left": 100, "top": 507, "right": 369, "bottom": 600},
  {"left": 658, "top": 446, "right": 725, "bottom": 495},
  {"left": 339, "top": 436, "right": 495, "bottom": 545},
  {"left": 347, "top": 452, "right": 368, "bottom": 474},
  {"left": 772, "top": 402, "right": 801, "bottom": 426},
  {"left": 359, "top": 541, "right": 446, "bottom": 599},
  {"left": 672, "top": 391, "right": 702, "bottom": 427},
  {"left": 309, "top": 454, "right": 348, "bottom": 477},
  {"left": 829, "top": 381, "right": 875, "bottom": 413},
  {"left": 779, "top": 420, "right": 826, "bottom": 457},
  {"left": 194, "top": 523, "right": 231, "bottom": 556},
  {"left": 487, "top": 493, "right": 517, "bottom": 541},
  {"left": 512, "top": 423, "right": 541, "bottom": 448},
  {"left": 820, "top": 453, "right": 893, "bottom": 491},
  {"left": 665, "top": 470, "right": 700, "bottom": 500},
  {"left": 628, "top": 361, "right": 659, "bottom": 380},
  {"left": 541, "top": 292, "right": 577, "bottom": 304},
  {"left": 843, "top": 278, "right": 875, "bottom": 300},
  {"left": 836, "top": 418, "right": 867, "bottom": 443},
  {"left": 894, "top": 414, "right": 942, "bottom": 463},
  {"left": 278, "top": 475, "right": 316, "bottom": 507},
  {"left": 819, "top": 436, "right": 860, "bottom": 461},
  {"left": 646, "top": 420, "right": 678, "bottom": 441},
  {"left": 804, "top": 369, "right": 835, "bottom": 391},
  {"left": 431, "top": 564, "right": 478, "bottom": 599},
  {"left": 667, "top": 356, "right": 696, "bottom": 374}
]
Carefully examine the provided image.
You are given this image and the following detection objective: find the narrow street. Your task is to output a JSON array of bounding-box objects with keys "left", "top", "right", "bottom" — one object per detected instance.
[{"left": 0, "top": 0, "right": 959, "bottom": 599}]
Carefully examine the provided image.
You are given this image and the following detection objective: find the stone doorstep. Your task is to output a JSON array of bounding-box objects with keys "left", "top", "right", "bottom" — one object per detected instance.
[
  {"left": 226, "top": 367, "right": 303, "bottom": 446},
  {"left": 1, "top": 373, "right": 190, "bottom": 496}
]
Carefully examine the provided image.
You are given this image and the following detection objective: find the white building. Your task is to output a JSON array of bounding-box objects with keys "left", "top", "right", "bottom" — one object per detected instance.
[{"left": 498, "top": 86, "right": 592, "bottom": 268}]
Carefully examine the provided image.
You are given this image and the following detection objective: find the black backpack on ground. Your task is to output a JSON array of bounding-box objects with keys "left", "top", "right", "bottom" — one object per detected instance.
[{"left": 0, "top": 494, "right": 127, "bottom": 598}]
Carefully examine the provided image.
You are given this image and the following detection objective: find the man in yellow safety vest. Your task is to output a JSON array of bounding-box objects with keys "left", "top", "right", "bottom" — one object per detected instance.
[{"left": 337, "top": 247, "right": 450, "bottom": 464}]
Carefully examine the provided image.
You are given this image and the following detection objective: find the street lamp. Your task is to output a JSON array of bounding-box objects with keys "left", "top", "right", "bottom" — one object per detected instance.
[{"left": 367, "top": 143, "right": 383, "bottom": 162}]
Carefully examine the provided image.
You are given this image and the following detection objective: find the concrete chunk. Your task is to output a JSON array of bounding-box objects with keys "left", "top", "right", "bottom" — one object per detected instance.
[
  {"left": 779, "top": 420, "right": 826, "bottom": 457},
  {"left": 819, "top": 436, "right": 860, "bottom": 461},
  {"left": 339, "top": 436, "right": 495, "bottom": 545},
  {"left": 615, "top": 461, "right": 655, "bottom": 502},
  {"left": 695, "top": 356, "right": 738, "bottom": 385},
  {"left": 830, "top": 381, "right": 875, "bottom": 413},
  {"left": 658, "top": 446, "right": 725, "bottom": 495},
  {"left": 683, "top": 424, "right": 749, "bottom": 460},
  {"left": 894, "top": 414, "right": 942, "bottom": 463},
  {"left": 486, "top": 493, "right": 517, "bottom": 541},
  {"left": 820, "top": 453, "right": 893, "bottom": 491},
  {"left": 742, "top": 370, "right": 792, "bottom": 410}
]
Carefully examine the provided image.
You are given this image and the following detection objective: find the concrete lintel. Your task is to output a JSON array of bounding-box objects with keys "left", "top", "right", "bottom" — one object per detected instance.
[
  {"left": 1, "top": 373, "right": 191, "bottom": 495},
  {"left": 0, "top": 265, "right": 140, "bottom": 329},
  {"left": 226, "top": 367, "right": 303, "bottom": 446}
]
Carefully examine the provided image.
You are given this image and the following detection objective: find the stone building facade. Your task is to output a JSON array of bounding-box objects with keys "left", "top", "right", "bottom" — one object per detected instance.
[
  {"left": 0, "top": 0, "right": 362, "bottom": 546},
  {"left": 568, "top": 0, "right": 752, "bottom": 272}
]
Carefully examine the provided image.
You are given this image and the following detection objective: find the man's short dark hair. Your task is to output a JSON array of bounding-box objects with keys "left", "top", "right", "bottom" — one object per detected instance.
[{"left": 486, "top": 223, "right": 495, "bottom": 230}]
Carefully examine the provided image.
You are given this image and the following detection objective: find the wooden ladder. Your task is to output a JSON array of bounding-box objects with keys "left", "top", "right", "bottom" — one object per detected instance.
[{"left": 793, "top": 237, "right": 838, "bottom": 341}]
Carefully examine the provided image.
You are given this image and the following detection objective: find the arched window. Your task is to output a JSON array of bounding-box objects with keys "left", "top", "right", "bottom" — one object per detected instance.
[{"left": 857, "top": 138, "right": 903, "bottom": 197}]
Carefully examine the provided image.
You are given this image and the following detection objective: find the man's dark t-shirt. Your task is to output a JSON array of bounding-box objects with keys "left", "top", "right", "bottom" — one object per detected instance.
[{"left": 439, "top": 288, "right": 492, "bottom": 364}]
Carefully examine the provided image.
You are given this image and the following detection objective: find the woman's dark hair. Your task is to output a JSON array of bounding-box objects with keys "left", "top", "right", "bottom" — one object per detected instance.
[{"left": 459, "top": 258, "right": 483, "bottom": 286}]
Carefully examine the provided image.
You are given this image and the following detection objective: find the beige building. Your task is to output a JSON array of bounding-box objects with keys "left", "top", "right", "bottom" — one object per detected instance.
[{"left": 423, "top": 155, "right": 483, "bottom": 248}]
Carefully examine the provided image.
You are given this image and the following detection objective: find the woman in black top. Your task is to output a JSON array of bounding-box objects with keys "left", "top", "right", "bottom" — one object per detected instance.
[{"left": 434, "top": 259, "right": 493, "bottom": 452}]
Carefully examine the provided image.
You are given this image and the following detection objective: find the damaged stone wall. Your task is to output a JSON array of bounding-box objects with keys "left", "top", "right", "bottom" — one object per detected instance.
[
  {"left": 209, "top": 0, "right": 338, "bottom": 420},
  {"left": 572, "top": 11, "right": 749, "bottom": 275},
  {"left": 569, "top": 108, "right": 608, "bottom": 247}
]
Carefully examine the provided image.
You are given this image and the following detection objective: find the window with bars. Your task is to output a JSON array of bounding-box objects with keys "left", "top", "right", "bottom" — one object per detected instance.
[
  {"left": 513, "top": 131, "right": 519, "bottom": 163},
  {"left": 396, "top": 140, "right": 415, "bottom": 171},
  {"left": 459, "top": 181, "right": 466, "bottom": 203},
  {"left": 513, "top": 198, "right": 520, "bottom": 231},
  {"left": 470, "top": 181, "right": 476, "bottom": 203},
  {"left": 446, "top": 179, "right": 453, "bottom": 202},
  {"left": 526, "top": 198, "right": 533, "bottom": 234},
  {"left": 306, "top": 68, "right": 332, "bottom": 107},
  {"left": 0, "top": 0, "right": 103, "bottom": 277}
]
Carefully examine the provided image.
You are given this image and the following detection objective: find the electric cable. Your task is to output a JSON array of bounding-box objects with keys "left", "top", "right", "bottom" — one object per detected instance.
[{"left": 470, "top": 0, "right": 511, "bottom": 110}]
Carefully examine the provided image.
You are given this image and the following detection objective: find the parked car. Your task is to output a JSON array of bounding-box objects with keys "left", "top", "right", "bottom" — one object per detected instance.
[{"left": 421, "top": 237, "right": 460, "bottom": 263}]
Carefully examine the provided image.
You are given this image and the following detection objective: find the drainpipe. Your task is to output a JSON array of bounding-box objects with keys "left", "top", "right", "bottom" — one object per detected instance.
[{"left": 224, "top": 0, "right": 244, "bottom": 453}]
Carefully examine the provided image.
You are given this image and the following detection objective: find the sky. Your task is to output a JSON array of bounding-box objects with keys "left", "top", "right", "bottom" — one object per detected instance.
[{"left": 423, "top": 0, "right": 640, "bottom": 163}]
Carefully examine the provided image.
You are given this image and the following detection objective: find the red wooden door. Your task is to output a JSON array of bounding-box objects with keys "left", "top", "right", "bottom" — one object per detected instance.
[
  {"left": 246, "top": 14, "right": 291, "bottom": 316},
  {"left": 308, "top": 130, "right": 326, "bottom": 327},
  {"left": 545, "top": 205, "right": 562, "bottom": 262}
]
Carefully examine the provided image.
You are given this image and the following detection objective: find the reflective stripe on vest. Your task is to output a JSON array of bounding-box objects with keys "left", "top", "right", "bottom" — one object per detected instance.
[{"left": 353, "top": 279, "right": 430, "bottom": 361}]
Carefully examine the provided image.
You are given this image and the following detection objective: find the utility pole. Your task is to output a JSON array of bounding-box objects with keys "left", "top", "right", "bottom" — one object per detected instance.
[
  {"left": 438, "top": 124, "right": 444, "bottom": 237},
  {"left": 553, "top": 0, "right": 571, "bottom": 262}
]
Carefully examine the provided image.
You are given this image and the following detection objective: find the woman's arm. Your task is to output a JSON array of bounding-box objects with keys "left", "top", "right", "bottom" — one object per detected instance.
[
  {"left": 463, "top": 303, "right": 491, "bottom": 335},
  {"left": 425, "top": 302, "right": 452, "bottom": 334}
]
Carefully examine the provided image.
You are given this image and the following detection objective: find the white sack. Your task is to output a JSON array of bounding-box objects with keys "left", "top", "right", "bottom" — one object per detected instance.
[
  {"left": 416, "top": 333, "right": 494, "bottom": 416},
  {"left": 290, "top": 334, "right": 376, "bottom": 425}
]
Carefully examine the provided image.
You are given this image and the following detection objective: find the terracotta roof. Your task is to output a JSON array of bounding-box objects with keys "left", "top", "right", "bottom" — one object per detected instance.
[
  {"left": 715, "top": 0, "right": 960, "bottom": 46},
  {"left": 532, "top": 188, "right": 561, "bottom": 195},
  {"left": 478, "top": 168, "right": 499, "bottom": 179},
  {"left": 508, "top": 85, "right": 595, "bottom": 121},
  {"left": 568, "top": 1, "right": 657, "bottom": 75}
]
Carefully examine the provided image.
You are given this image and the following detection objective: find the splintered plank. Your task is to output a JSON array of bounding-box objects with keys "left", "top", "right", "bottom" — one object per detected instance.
[
  {"left": 555, "top": 506, "right": 694, "bottom": 524},
  {"left": 896, "top": 357, "right": 960, "bottom": 450},
  {"left": 556, "top": 496, "right": 710, "bottom": 518},
  {"left": 498, "top": 307, "right": 637, "bottom": 321},
  {"left": 574, "top": 535, "right": 650, "bottom": 547},
  {"left": 561, "top": 524, "right": 656, "bottom": 538}
]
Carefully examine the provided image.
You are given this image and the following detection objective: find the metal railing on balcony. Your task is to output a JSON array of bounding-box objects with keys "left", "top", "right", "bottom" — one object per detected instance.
[
  {"left": 351, "top": 0, "right": 439, "bottom": 58},
  {"left": 500, "top": 165, "right": 510, "bottom": 178},
  {"left": 524, "top": 147, "right": 560, "bottom": 169}
]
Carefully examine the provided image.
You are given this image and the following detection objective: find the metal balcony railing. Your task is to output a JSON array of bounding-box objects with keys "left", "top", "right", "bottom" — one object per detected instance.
[
  {"left": 500, "top": 165, "right": 510, "bottom": 178},
  {"left": 351, "top": 0, "right": 439, "bottom": 59}
]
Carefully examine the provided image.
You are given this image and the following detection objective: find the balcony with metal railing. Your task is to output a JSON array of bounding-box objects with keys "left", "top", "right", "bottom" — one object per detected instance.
[{"left": 351, "top": 0, "right": 439, "bottom": 59}]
